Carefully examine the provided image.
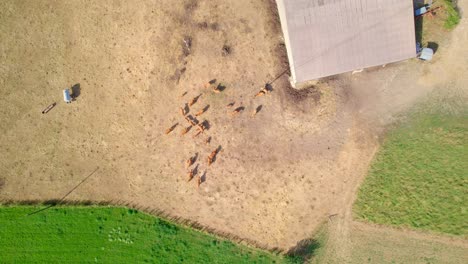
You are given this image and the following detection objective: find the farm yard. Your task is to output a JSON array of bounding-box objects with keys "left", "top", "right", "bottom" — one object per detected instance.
[
  {"left": 0, "top": 0, "right": 349, "bottom": 248},
  {"left": 0, "top": 0, "right": 467, "bottom": 262}
]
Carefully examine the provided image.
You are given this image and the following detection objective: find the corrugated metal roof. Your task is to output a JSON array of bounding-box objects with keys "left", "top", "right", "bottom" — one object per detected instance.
[{"left": 276, "top": 0, "right": 416, "bottom": 84}]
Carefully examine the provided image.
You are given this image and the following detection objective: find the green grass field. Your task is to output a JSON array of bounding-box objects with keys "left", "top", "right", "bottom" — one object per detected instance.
[
  {"left": 0, "top": 206, "right": 297, "bottom": 263},
  {"left": 354, "top": 113, "right": 467, "bottom": 236},
  {"left": 443, "top": 0, "right": 460, "bottom": 29}
]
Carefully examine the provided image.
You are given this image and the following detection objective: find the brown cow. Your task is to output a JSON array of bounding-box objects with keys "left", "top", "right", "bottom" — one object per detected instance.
[
  {"left": 254, "top": 90, "right": 266, "bottom": 98},
  {"left": 197, "top": 175, "right": 202, "bottom": 188},
  {"left": 165, "top": 123, "right": 178, "bottom": 134},
  {"left": 231, "top": 106, "right": 244, "bottom": 117},
  {"left": 251, "top": 105, "right": 262, "bottom": 118},
  {"left": 207, "top": 149, "right": 217, "bottom": 166},
  {"left": 195, "top": 109, "right": 204, "bottom": 117},
  {"left": 204, "top": 79, "right": 216, "bottom": 89},
  {"left": 226, "top": 102, "right": 235, "bottom": 108},
  {"left": 197, "top": 123, "right": 205, "bottom": 132},
  {"left": 187, "top": 169, "right": 195, "bottom": 182},
  {"left": 192, "top": 130, "right": 202, "bottom": 138},
  {"left": 181, "top": 125, "right": 191, "bottom": 136},
  {"left": 185, "top": 115, "right": 198, "bottom": 126},
  {"left": 195, "top": 105, "right": 209, "bottom": 117},
  {"left": 188, "top": 94, "right": 201, "bottom": 106},
  {"left": 186, "top": 157, "right": 194, "bottom": 168}
]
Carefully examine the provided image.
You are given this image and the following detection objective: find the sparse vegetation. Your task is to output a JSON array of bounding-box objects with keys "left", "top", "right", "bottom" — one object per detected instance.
[
  {"left": 443, "top": 0, "right": 460, "bottom": 29},
  {"left": 354, "top": 112, "right": 467, "bottom": 236},
  {"left": 0, "top": 206, "right": 297, "bottom": 263}
]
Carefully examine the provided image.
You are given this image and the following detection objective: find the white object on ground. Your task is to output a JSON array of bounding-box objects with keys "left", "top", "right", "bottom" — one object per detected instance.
[
  {"left": 419, "top": 48, "right": 434, "bottom": 61},
  {"left": 63, "top": 89, "right": 72, "bottom": 103}
]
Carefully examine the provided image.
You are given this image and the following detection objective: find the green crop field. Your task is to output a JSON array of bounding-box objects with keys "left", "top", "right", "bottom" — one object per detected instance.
[
  {"left": 354, "top": 113, "right": 467, "bottom": 236},
  {"left": 0, "top": 206, "right": 297, "bottom": 263}
]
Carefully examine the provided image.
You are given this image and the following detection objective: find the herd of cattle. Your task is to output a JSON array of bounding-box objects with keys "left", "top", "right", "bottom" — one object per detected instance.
[{"left": 165, "top": 80, "right": 272, "bottom": 188}]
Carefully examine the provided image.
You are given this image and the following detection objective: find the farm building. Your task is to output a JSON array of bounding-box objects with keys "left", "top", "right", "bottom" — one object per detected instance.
[{"left": 276, "top": 0, "right": 417, "bottom": 85}]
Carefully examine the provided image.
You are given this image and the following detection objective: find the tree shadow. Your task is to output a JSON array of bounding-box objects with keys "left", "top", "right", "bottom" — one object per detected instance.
[
  {"left": 286, "top": 238, "right": 321, "bottom": 262},
  {"left": 71, "top": 83, "right": 81, "bottom": 99}
]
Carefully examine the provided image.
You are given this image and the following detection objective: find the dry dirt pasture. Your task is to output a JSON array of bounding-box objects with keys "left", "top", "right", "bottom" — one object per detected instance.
[
  {"left": 0, "top": 0, "right": 467, "bottom": 251},
  {"left": 330, "top": 222, "right": 468, "bottom": 264}
]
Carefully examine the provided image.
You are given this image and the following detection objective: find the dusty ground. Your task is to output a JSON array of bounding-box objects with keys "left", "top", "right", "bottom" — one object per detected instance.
[{"left": 0, "top": 0, "right": 467, "bottom": 252}]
